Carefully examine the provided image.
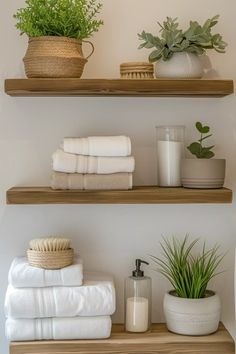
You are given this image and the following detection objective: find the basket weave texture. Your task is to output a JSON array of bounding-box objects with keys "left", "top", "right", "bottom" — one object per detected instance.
[
  {"left": 120, "top": 62, "right": 154, "bottom": 79},
  {"left": 24, "top": 36, "right": 87, "bottom": 78},
  {"left": 27, "top": 248, "right": 74, "bottom": 269}
]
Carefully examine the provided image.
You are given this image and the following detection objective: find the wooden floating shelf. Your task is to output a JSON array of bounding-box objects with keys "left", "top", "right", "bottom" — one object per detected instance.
[
  {"left": 5, "top": 78, "right": 234, "bottom": 97},
  {"left": 10, "top": 323, "right": 235, "bottom": 354},
  {"left": 6, "top": 186, "right": 232, "bottom": 205}
]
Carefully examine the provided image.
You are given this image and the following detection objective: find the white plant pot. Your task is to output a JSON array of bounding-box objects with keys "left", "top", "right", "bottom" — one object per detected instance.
[
  {"left": 164, "top": 291, "right": 221, "bottom": 336},
  {"left": 181, "top": 159, "right": 226, "bottom": 189},
  {"left": 155, "top": 52, "right": 203, "bottom": 79}
]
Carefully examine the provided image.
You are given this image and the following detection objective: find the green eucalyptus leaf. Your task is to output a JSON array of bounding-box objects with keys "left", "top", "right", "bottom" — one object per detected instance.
[
  {"left": 149, "top": 49, "right": 163, "bottom": 62},
  {"left": 201, "top": 126, "right": 210, "bottom": 134},
  {"left": 196, "top": 122, "right": 210, "bottom": 134},
  {"left": 187, "top": 142, "right": 202, "bottom": 157},
  {"left": 189, "top": 122, "right": 215, "bottom": 158},
  {"left": 201, "top": 149, "right": 215, "bottom": 159},
  {"left": 138, "top": 15, "right": 226, "bottom": 61},
  {"left": 196, "top": 122, "right": 203, "bottom": 132}
]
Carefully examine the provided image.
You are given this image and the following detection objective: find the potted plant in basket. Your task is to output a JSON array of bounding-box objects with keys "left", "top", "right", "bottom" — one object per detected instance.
[
  {"left": 151, "top": 235, "right": 224, "bottom": 336},
  {"left": 181, "top": 122, "right": 226, "bottom": 188},
  {"left": 138, "top": 16, "right": 227, "bottom": 78},
  {"left": 14, "top": 0, "right": 103, "bottom": 78}
]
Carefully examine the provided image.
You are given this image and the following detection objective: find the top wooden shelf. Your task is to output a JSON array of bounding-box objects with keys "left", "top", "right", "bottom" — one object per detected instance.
[
  {"left": 5, "top": 78, "right": 234, "bottom": 97},
  {"left": 6, "top": 186, "right": 232, "bottom": 204}
]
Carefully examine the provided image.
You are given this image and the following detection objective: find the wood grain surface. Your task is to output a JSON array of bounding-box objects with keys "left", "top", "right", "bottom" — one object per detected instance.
[
  {"left": 6, "top": 186, "right": 233, "bottom": 204},
  {"left": 5, "top": 78, "right": 234, "bottom": 97},
  {"left": 10, "top": 323, "right": 235, "bottom": 354}
]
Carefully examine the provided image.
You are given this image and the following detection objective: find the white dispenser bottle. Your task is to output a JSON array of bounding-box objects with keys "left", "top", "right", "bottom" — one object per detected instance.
[{"left": 125, "top": 259, "right": 152, "bottom": 332}]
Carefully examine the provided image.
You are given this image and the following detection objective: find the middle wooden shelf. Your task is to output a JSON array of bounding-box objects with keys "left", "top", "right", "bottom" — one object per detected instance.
[{"left": 6, "top": 186, "right": 232, "bottom": 204}]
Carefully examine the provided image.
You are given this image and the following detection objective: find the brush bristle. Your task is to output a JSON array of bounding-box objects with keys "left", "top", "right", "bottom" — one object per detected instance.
[{"left": 29, "top": 237, "right": 71, "bottom": 252}]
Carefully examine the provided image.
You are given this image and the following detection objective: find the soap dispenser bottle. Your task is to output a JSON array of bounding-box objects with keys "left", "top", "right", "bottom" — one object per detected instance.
[{"left": 125, "top": 259, "right": 152, "bottom": 332}]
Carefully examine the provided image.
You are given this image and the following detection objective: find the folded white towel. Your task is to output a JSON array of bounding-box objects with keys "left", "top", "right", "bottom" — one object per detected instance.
[
  {"left": 51, "top": 172, "right": 133, "bottom": 190},
  {"left": 5, "top": 272, "right": 116, "bottom": 319},
  {"left": 8, "top": 257, "right": 83, "bottom": 288},
  {"left": 6, "top": 316, "right": 112, "bottom": 341},
  {"left": 63, "top": 136, "right": 131, "bottom": 157},
  {"left": 53, "top": 149, "right": 135, "bottom": 174}
]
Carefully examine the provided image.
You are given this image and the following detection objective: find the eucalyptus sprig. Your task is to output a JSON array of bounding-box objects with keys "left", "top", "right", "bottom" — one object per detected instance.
[
  {"left": 188, "top": 122, "right": 215, "bottom": 159},
  {"left": 138, "top": 16, "right": 227, "bottom": 62},
  {"left": 14, "top": 0, "right": 103, "bottom": 39},
  {"left": 150, "top": 235, "right": 224, "bottom": 299}
]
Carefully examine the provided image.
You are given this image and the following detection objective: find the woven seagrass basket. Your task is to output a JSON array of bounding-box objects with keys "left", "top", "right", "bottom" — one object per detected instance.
[
  {"left": 27, "top": 248, "right": 74, "bottom": 269},
  {"left": 23, "top": 36, "right": 94, "bottom": 78},
  {"left": 120, "top": 62, "right": 154, "bottom": 79}
]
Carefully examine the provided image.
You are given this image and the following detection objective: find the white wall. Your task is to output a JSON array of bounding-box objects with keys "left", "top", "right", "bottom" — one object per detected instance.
[{"left": 1, "top": 0, "right": 236, "bottom": 352}]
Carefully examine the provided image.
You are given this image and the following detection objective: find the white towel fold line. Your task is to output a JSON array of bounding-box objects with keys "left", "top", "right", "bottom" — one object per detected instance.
[
  {"left": 52, "top": 149, "right": 135, "bottom": 174},
  {"left": 63, "top": 136, "right": 131, "bottom": 157},
  {"left": 8, "top": 256, "right": 83, "bottom": 288},
  {"left": 6, "top": 316, "right": 112, "bottom": 341},
  {"left": 5, "top": 272, "right": 116, "bottom": 319}
]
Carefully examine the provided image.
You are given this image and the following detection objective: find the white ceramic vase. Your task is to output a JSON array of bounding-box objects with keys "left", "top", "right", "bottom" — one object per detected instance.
[
  {"left": 164, "top": 291, "right": 221, "bottom": 336},
  {"left": 155, "top": 52, "right": 203, "bottom": 79}
]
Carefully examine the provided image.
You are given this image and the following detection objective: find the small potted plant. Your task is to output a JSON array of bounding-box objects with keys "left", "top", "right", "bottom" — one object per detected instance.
[
  {"left": 151, "top": 236, "right": 224, "bottom": 336},
  {"left": 14, "top": 0, "right": 103, "bottom": 78},
  {"left": 138, "top": 16, "right": 227, "bottom": 78},
  {"left": 181, "top": 122, "right": 226, "bottom": 188}
]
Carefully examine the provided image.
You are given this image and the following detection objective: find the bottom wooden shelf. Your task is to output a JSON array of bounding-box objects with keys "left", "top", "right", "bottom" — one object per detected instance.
[
  {"left": 10, "top": 323, "right": 234, "bottom": 354},
  {"left": 6, "top": 186, "right": 233, "bottom": 204}
]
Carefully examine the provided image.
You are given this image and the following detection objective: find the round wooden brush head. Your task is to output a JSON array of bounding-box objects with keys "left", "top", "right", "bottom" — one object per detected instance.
[
  {"left": 29, "top": 237, "right": 71, "bottom": 252},
  {"left": 27, "top": 237, "right": 74, "bottom": 270}
]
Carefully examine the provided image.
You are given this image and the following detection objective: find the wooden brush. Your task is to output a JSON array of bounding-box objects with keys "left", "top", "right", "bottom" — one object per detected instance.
[
  {"left": 27, "top": 237, "right": 74, "bottom": 269},
  {"left": 29, "top": 237, "right": 71, "bottom": 252}
]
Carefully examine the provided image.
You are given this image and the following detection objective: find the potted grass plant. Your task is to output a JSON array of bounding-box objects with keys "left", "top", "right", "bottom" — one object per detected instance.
[
  {"left": 14, "top": 0, "right": 103, "bottom": 78},
  {"left": 181, "top": 122, "right": 226, "bottom": 188},
  {"left": 138, "top": 16, "right": 227, "bottom": 78},
  {"left": 151, "top": 235, "right": 224, "bottom": 336}
]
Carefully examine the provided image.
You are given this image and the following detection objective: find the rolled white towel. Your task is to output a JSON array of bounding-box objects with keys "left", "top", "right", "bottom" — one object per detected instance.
[
  {"left": 63, "top": 136, "right": 131, "bottom": 157},
  {"left": 6, "top": 316, "right": 112, "bottom": 341},
  {"left": 5, "top": 272, "right": 116, "bottom": 319},
  {"left": 8, "top": 257, "right": 83, "bottom": 288},
  {"left": 52, "top": 149, "right": 135, "bottom": 174}
]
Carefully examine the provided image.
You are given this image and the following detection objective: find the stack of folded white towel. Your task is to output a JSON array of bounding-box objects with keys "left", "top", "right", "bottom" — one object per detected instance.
[
  {"left": 51, "top": 135, "right": 135, "bottom": 190},
  {"left": 5, "top": 257, "right": 116, "bottom": 341}
]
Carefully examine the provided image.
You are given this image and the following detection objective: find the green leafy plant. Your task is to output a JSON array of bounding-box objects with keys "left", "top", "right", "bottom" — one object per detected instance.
[
  {"left": 150, "top": 235, "right": 224, "bottom": 298},
  {"left": 138, "top": 16, "right": 227, "bottom": 62},
  {"left": 14, "top": 0, "right": 103, "bottom": 39},
  {"left": 188, "top": 122, "right": 215, "bottom": 159}
]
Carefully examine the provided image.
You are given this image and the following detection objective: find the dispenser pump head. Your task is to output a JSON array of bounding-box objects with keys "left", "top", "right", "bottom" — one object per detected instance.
[{"left": 132, "top": 259, "right": 149, "bottom": 277}]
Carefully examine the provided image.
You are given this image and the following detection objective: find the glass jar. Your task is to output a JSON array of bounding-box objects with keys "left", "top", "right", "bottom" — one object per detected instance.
[
  {"left": 156, "top": 125, "right": 185, "bottom": 187},
  {"left": 125, "top": 260, "right": 152, "bottom": 332}
]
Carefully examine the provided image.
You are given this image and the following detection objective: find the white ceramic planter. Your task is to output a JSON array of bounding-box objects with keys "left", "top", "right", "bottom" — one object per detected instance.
[
  {"left": 164, "top": 291, "right": 221, "bottom": 336},
  {"left": 155, "top": 52, "right": 203, "bottom": 79},
  {"left": 181, "top": 159, "right": 226, "bottom": 189}
]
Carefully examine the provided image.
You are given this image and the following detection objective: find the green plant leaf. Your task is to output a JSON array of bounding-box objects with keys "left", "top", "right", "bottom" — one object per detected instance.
[
  {"left": 14, "top": 0, "right": 103, "bottom": 39},
  {"left": 196, "top": 122, "right": 210, "bottom": 134},
  {"left": 187, "top": 142, "right": 202, "bottom": 157},
  {"left": 138, "top": 15, "right": 227, "bottom": 62},
  {"left": 196, "top": 121, "right": 203, "bottom": 132},
  {"left": 150, "top": 235, "right": 224, "bottom": 299},
  {"left": 200, "top": 149, "right": 215, "bottom": 159},
  {"left": 188, "top": 121, "right": 215, "bottom": 158},
  {"left": 149, "top": 49, "right": 163, "bottom": 62}
]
